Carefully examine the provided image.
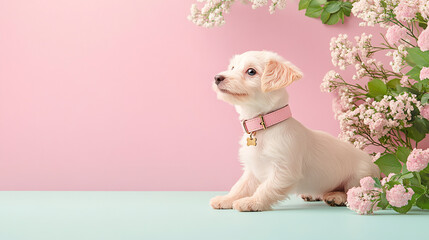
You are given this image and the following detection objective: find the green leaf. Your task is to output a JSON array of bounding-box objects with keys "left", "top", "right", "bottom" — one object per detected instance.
[
  {"left": 392, "top": 201, "right": 413, "bottom": 214},
  {"left": 374, "top": 153, "right": 402, "bottom": 175},
  {"left": 325, "top": 1, "right": 341, "bottom": 13},
  {"left": 396, "top": 86, "right": 420, "bottom": 95},
  {"left": 299, "top": 0, "right": 312, "bottom": 10},
  {"left": 413, "top": 117, "right": 429, "bottom": 134},
  {"left": 339, "top": 10, "right": 344, "bottom": 23},
  {"left": 342, "top": 1, "right": 353, "bottom": 9},
  {"left": 373, "top": 177, "right": 382, "bottom": 188},
  {"left": 410, "top": 185, "right": 425, "bottom": 195},
  {"left": 422, "top": 93, "right": 429, "bottom": 104},
  {"left": 406, "top": 66, "right": 422, "bottom": 81},
  {"left": 405, "top": 47, "right": 429, "bottom": 67},
  {"left": 320, "top": 10, "right": 330, "bottom": 23},
  {"left": 416, "top": 194, "right": 429, "bottom": 209},
  {"left": 378, "top": 192, "right": 389, "bottom": 210},
  {"left": 405, "top": 125, "right": 426, "bottom": 142},
  {"left": 305, "top": 0, "right": 327, "bottom": 18},
  {"left": 342, "top": 5, "right": 351, "bottom": 16},
  {"left": 401, "top": 172, "right": 414, "bottom": 179},
  {"left": 396, "top": 146, "right": 412, "bottom": 163},
  {"left": 420, "top": 79, "right": 429, "bottom": 91},
  {"left": 420, "top": 167, "right": 429, "bottom": 188},
  {"left": 402, "top": 162, "right": 409, "bottom": 173},
  {"left": 413, "top": 81, "right": 423, "bottom": 91},
  {"left": 387, "top": 78, "right": 401, "bottom": 90},
  {"left": 367, "top": 79, "right": 387, "bottom": 98},
  {"left": 325, "top": 12, "right": 340, "bottom": 25}
]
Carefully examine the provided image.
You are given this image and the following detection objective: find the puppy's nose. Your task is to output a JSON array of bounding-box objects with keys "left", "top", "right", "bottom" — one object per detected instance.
[{"left": 214, "top": 75, "right": 225, "bottom": 85}]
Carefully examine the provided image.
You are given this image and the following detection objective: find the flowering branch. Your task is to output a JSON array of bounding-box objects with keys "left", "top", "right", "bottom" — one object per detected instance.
[
  {"left": 188, "top": 0, "right": 354, "bottom": 27},
  {"left": 322, "top": 0, "right": 429, "bottom": 214}
]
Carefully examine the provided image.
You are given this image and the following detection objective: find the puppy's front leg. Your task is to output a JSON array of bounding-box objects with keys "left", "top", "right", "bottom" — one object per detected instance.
[
  {"left": 210, "top": 170, "right": 259, "bottom": 209},
  {"left": 233, "top": 167, "right": 295, "bottom": 212}
]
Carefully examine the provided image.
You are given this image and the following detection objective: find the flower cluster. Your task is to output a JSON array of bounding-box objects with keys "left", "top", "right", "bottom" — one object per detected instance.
[
  {"left": 329, "top": 33, "right": 374, "bottom": 72},
  {"left": 347, "top": 175, "right": 416, "bottom": 214},
  {"left": 418, "top": 27, "right": 429, "bottom": 51},
  {"left": 188, "top": 0, "right": 286, "bottom": 27},
  {"left": 394, "top": 0, "right": 419, "bottom": 22},
  {"left": 324, "top": 87, "right": 422, "bottom": 148},
  {"left": 188, "top": 0, "right": 234, "bottom": 27},
  {"left": 250, "top": 0, "right": 287, "bottom": 13},
  {"left": 386, "top": 184, "right": 414, "bottom": 207},
  {"left": 386, "top": 25, "right": 408, "bottom": 45},
  {"left": 407, "top": 148, "right": 429, "bottom": 171},
  {"left": 352, "top": 0, "right": 429, "bottom": 27},
  {"left": 386, "top": 44, "right": 407, "bottom": 73},
  {"left": 352, "top": 0, "right": 398, "bottom": 27},
  {"left": 420, "top": 0, "right": 429, "bottom": 20},
  {"left": 421, "top": 66, "right": 429, "bottom": 79},
  {"left": 347, "top": 177, "right": 381, "bottom": 215}
]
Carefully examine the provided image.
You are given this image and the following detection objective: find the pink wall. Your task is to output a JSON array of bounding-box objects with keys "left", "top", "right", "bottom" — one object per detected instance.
[{"left": 0, "top": 1, "right": 424, "bottom": 190}]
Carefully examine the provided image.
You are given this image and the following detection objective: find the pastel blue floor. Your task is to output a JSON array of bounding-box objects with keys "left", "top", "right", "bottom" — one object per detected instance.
[{"left": 0, "top": 191, "right": 427, "bottom": 240}]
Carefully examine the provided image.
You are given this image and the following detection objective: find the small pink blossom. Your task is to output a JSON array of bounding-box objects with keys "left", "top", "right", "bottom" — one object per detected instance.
[
  {"left": 420, "top": 67, "right": 429, "bottom": 80},
  {"left": 386, "top": 185, "right": 414, "bottom": 208},
  {"left": 418, "top": 28, "right": 429, "bottom": 51},
  {"left": 347, "top": 187, "right": 380, "bottom": 215},
  {"left": 360, "top": 177, "right": 375, "bottom": 190},
  {"left": 381, "top": 173, "right": 395, "bottom": 186},
  {"left": 394, "top": 1, "right": 418, "bottom": 21},
  {"left": 407, "top": 148, "right": 429, "bottom": 172},
  {"left": 400, "top": 75, "right": 408, "bottom": 86},
  {"left": 421, "top": 105, "right": 429, "bottom": 120},
  {"left": 386, "top": 25, "right": 407, "bottom": 45}
]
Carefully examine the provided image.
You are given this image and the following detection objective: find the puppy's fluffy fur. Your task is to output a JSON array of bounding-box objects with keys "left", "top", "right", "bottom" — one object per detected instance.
[{"left": 211, "top": 51, "right": 379, "bottom": 212}]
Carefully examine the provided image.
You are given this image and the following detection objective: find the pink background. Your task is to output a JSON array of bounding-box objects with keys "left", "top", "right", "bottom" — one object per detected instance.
[{"left": 0, "top": 1, "right": 426, "bottom": 190}]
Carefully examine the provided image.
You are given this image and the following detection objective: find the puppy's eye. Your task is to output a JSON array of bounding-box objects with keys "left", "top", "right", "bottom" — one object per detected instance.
[{"left": 247, "top": 68, "right": 256, "bottom": 76}]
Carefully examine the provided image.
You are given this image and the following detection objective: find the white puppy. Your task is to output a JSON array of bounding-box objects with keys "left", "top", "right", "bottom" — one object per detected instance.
[{"left": 210, "top": 51, "right": 379, "bottom": 212}]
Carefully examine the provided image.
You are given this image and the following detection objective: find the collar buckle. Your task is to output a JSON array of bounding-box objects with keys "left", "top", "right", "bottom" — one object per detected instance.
[
  {"left": 259, "top": 115, "right": 266, "bottom": 130},
  {"left": 242, "top": 120, "right": 250, "bottom": 134}
]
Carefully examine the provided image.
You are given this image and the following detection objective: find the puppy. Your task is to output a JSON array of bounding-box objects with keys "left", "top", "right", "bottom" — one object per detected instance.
[{"left": 210, "top": 51, "right": 379, "bottom": 212}]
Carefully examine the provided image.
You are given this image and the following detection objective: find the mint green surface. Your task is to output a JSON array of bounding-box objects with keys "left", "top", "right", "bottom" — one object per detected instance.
[{"left": 0, "top": 191, "right": 427, "bottom": 240}]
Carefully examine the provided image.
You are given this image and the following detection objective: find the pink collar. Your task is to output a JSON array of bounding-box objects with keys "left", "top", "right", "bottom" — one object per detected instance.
[{"left": 242, "top": 105, "right": 292, "bottom": 134}]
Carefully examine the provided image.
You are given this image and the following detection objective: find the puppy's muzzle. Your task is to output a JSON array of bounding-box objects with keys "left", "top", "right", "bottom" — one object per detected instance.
[{"left": 214, "top": 75, "right": 225, "bottom": 85}]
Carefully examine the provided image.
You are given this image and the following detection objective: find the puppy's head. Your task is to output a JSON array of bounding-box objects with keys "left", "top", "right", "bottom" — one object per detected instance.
[{"left": 212, "top": 51, "right": 302, "bottom": 106}]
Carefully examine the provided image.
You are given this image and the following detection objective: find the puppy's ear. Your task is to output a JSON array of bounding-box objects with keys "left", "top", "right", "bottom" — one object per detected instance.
[{"left": 261, "top": 60, "right": 303, "bottom": 92}]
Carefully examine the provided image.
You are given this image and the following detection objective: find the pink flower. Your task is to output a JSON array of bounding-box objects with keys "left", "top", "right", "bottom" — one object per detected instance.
[
  {"left": 386, "top": 25, "right": 407, "bottom": 45},
  {"left": 360, "top": 177, "right": 376, "bottom": 190},
  {"left": 421, "top": 105, "right": 429, "bottom": 120},
  {"left": 407, "top": 148, "right": 429, "bottom": 172},
  {"left": 347, "top": 187, "right": 380, "bottom": 215},
  {"left": 400, "top": 75, "right": 408, "bottom": 86},
  {"left": 418, "top": 28, "right": 429, "bottom": 51},
  {"left": 381, "top": 173, "right": 395, "bottom": 186},
  {"left": 420, "top": 67, "right": 429, "bottom": 80},
  {"left": 386, "top": 184, "right": 414, "bottom": 208},
  {"left": 394, "top": 1, "right": 418, "bottom": 21}
]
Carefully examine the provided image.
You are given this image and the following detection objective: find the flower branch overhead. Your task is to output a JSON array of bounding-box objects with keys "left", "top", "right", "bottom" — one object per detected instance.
[{"left": 188, "top": 0, "right": 353, "bottom": 27}]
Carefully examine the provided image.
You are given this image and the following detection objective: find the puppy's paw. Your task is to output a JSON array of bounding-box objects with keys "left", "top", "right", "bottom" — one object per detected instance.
[
  {"left": 210, "top": 195, "right": 235, "bottom": 209},
  {"left": 232, "top": 197, "right": 270, "bottom": 212},
  {"left": 322, "top": 192, "right": 347, "bottom": 207},
  {"left": 300, "top": 194, "right": 322, "bottom": 202}
]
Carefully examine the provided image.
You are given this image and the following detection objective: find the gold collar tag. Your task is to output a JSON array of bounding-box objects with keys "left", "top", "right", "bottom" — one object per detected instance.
[{"left": 246, "top": 132, "right": 257, "bottom": 146}]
